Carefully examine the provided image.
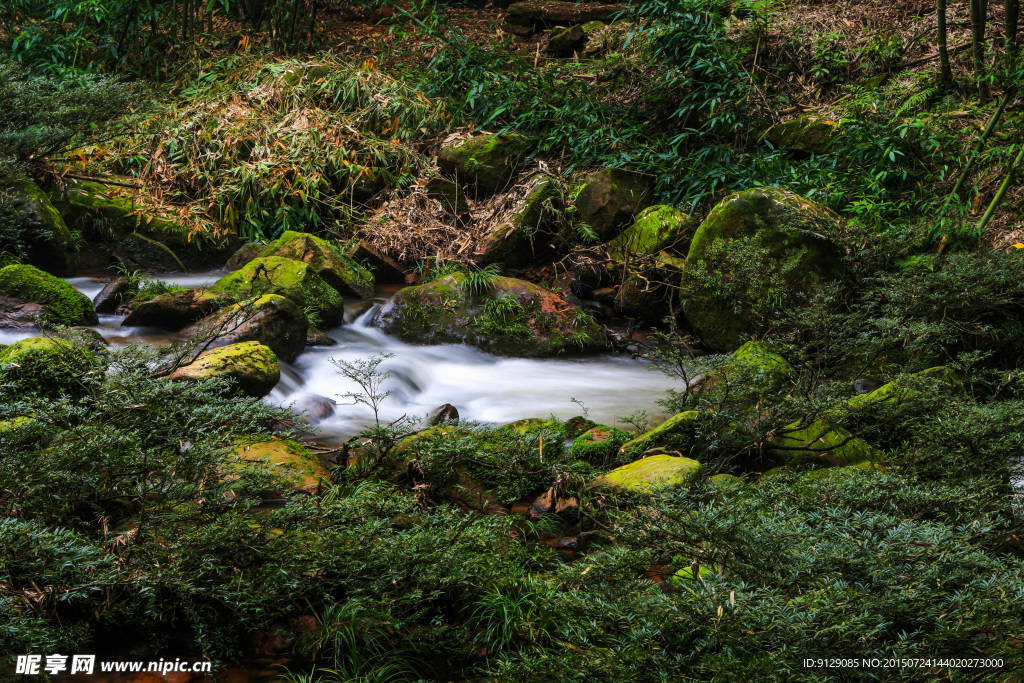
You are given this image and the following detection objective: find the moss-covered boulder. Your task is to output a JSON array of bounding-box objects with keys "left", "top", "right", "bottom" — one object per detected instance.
[
  {"left": 253, "top": 230, "right": 374, "bottom": 298},
  {"left": 0, "top": 336, "right": 99, "bottom": 397},
  {"left": 499, "top": 417, "right": 559, "bottom": 434},
  {"left": 681, "top": 187, "right": 850, "bottom": 351},
  {"left": 707, "top": 473, "right": 744, "bottom": 491},
  {"left": 226, "top": 439, "right": 328, "bottom": 495},
  {"left": 181, "top": 294, "right": 308, "bottom": 363},
  {"left": 764, "top": 116, "right": 838, "bottom": 155},
  {"left": 437, "top": 133, "right": 527, "bottom": 195},
  {"left": 0, "top": 265, "right": 97, "bottom": 326},
  {"left": 848, "top": 366, "right": 963, "bottom": 409},
  {"left": 371, "top": 273, "right": 605, "bottom": 357},
  {"left": 475, "top": 174, "right": 559, "bottom": 268},
  {"left": 767, "top": 419, "right": 876, "bottom": 469},
  {"left": 546, "top": 24, "right": 585, "bottom": 56},
  {"left": 122, "top": 289, "right": 234, "bottom": 329},
  {"left": 211, "top": 256, "right": 346, "bottom": 326},
  {"left": 593, "top": 454, "right": 703, "bottom": 493},
  {"left": 570, "top": 169, "right": 652, "bottom": 242},
  {"left": 618, "top": 411, "right": 700, "bottom": 460},
  {"left": 569, "top": 425, "right": 630, "bottom": 465},
  {"left": 2, "top": 174, "right": 76, "bottom": 274},
  {"left": 608, "top": 205, "right": 696, "bottom": 261},
  {"left": 225, "top": 242, "right": 265, "bottom": 271},
  {"left": 611, "top": 250, "right": 687, "bottom": 321},
  {"left": 698, "top": 341, "right": 794, "bottom": 399},
  {"left": 167, "top": 341, "right": 280, "bottom": 397}
]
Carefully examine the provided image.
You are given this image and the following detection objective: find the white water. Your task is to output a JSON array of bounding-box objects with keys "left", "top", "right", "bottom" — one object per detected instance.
[{"left": 6, "top": 273, "right": 684, "bottom": 441}]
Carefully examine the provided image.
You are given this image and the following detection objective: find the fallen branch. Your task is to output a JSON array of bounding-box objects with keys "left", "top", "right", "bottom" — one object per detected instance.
[{"left": 60, "top": 173, "right": 141, "bottom": 189}]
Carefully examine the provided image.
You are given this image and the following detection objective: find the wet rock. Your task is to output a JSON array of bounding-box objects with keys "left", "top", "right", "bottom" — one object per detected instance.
[
  {"left": 0, "top": 264, "right": 98, "bottom": 326},
  {"left": 372, "top": 273, "right": 605, "bottom": 357},
  {"left": 0, "top": 295, "right": 44, "bottom": 328},
  {"left": 428, "top": 403, "right": 460, "bottom": 426},
  {"left": 569, "top": 168, "right": 652, "bottom": 242},
  {"left": 618, "top": 411, "right": 700, "bottom": 461},
  {"left": 92, "top": 277, "right": 131, "bottom": 313},
  {"left": 767, "top": 419, "right": 876, "bottom": 469},
  {"left": 225, "top": 242, "right": 265, "bottom": 271},
  {"left": 546, "top": 24, "right": 585, "bottom": 56},
  {"left": 180, "top": 294, "right": 308, "bottom": 363},
  {"left": 211, "top": 256, "right": 346, "bottom": 327},
  {"left": 306, "top": 327, "right": 337, "bottom": 346},
  {"left": 528, "top": 475, "right": 579, "bottom": 521},
  {"left": 2, "top": 174, "right": 75, "bottom": 275},
  {"left": 593, "top": 453, "right": 703, "bottom": 493},
  {"left": 251, "top": 230, "right": 374, "bottom": 298},
  {"left": 348, "top": 240, "right": 406, "bottom": 283},
  {"left": 437, "top": 133, "right": 528, "bottom": 196},
  {"left": 167, "top": 341, "right": 280, "bottom": 398},
  {"left": 681, "top": 187, "right": 850, "bottom": 351},
  {"left": 291, "top": 393, "right": 337, "bottom": 425},
  {"left": 122, "top": 289, "right": 233, "bottom": 329},
  {"left": 608, "top": 205, "right": 696, "bottom": 261}
]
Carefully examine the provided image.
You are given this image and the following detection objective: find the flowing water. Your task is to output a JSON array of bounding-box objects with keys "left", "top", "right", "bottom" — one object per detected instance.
[{"left": 10, "top": 272, "right": 683, "bottom": 441}]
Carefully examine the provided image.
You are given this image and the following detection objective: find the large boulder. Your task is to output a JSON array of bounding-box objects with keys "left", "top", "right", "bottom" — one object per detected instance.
[
  {"left": 848, "top": 366, "right": 962, "bottom": 409},
  {"left": 681, "top": 187, "right": 850, "bottom": 352},
  {"left": 569, "top": 424, "right": 630, "bottom": 465},
  {"left": 767, "top": 419, "right": 876, "bottom": 468},
  {"left": 121, "top": 289, "right": 234, "bottom": 329},
  {"left": 211, "top": 256, "right": 346, "bottom": 327},
  {"left": 570, "top": 169, "right": 652, "bottom": 242},
  {"left": 0, "top": 336, "right": 99, "bottom": 397},
  {"left": 1, "top": 174, "right": 76, "bottom": 275},
  {"left": 167, "top": 341, "right": 280, "bottom": 398},
  {"left": 618, "top": 411, "right": 700, "bottom": 460},
  {"left": 437, "top": 133, "right": 527, "bottom": 196},
  {"left": 226, "top": 439, "right": 328, "bottom": 495},
  {"left": 0, "top": 265, "right": 97, "bottom": 327},
  {"left": 696, "top": 341, "right": 794, "bottom": 400},
  {"left": 608, "top": 205, "right": 695, "bottom": 261},
  {"left": 371, "top": 273, "right": 605, "bottom": 357},
  {"left": 593, "top": 454, "right": 703, "bottom": 493},
  {"left": 764, "top": 116, "right": 838, "bottom": 155},
  {"left": 181, "top": 294, "right": 308, "bottom": 363},
  {"left": 475, "top": 174, "right": 559, "bottom": 267},
  {"left": 251, "top": 231, "right": 374, "bottom": 298}
]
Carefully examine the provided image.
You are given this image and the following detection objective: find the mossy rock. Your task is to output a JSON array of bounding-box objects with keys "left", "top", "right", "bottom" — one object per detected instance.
[
  {"left": 547, "top": 24, "right": 585, "bottom": 56},
  {"left": 0, "top": 336, "right": 99, "bottom": 397},
  {"left": 254, "top": 230, "right": 374, "bottom": 298},
  {"left": 699, "top": 341, "right": 794, "bottom": 399},
  {"left": 181, "top": 294, "right": 308, "bottom": 363},
  {"left": 608, "top": 205, "right": 696, "bottom": 261},
  {"left": 0, "top": 265, "right": 97, "bottom": 326},
  {"left": 425, "top": 176, "right": 470, "bottom": 217},
  {"left": 2, "top": 174, "right": 75, "bottom": 275},
  {"left": 211, "top": 256, "right": 346, "bottom": 326},
  {"left": 670, "top": 556, "right": 716, "bottom": 588},
  {"left": 167, "top": 341, "right": 280, "bottom": 398},
  {"left": 767, "top": 419, "right": 876, "bottom": 469},
  {"left": 848, "top": 366, "right": 963, "bottom": 409},
  {"left": 227, "top": 439, "right": 328, "bottom": 494},
  {"left": 499, "top": 417, "right": 559, "bottom": 434},
  {"left": 764, "top": 116, "right": 838, "bottom": 155},
  {"left": 122, "top": 289, "right": 234, "bottom": 329},
  {"left": 225, "top": 242, "right": 265, "bottom": 271},
  {"left": 618, "top": 411, "right": 700, "bottom": 460},
  {"left": 437, "top": 133, "right": 528, "bottom": 195},
  {"left": 570, "top": 425, "right": 630, "bottom": 464},
  {"left": 707, "top": 473, "right": 744, "bottom": 491},
  {"left": 476, "top": 174, "right": 559, "bottom": 268},
  {"left": 570, "top": 169, "right": 652, "bottom": 242},
  {"left": 593, "top": 453, "right": 703, "bottom": 493},
  {"left": 371, "top": 273, "right": 605, "bottom": 357},
  {"left": 681, "top": 187, "right": 850, "bottom": 352}
]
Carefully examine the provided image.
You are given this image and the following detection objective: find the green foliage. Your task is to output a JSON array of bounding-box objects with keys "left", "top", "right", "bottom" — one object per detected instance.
[{"left": 0, "top": 186, "right": 50, "bottom": 262}]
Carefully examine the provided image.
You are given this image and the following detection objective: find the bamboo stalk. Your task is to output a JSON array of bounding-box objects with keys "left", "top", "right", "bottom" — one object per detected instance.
[
  {"left": 950, "top": 90, "right": 1011, "bottom": 198},
  {"left": 976, "top": 145, "right": 1024, "bottom": 234}
]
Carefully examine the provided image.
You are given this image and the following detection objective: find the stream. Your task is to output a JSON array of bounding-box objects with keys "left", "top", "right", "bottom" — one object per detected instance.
[{"left": 4, "top": 271, "right": 683, "bottom": 441}]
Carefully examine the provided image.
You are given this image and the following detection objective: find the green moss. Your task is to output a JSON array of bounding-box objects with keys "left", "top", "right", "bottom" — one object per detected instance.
[
  {"left": 437, "top": 133, "right": 527, "bottom": 194},
  {"left": 257, "top": 230, "right": 374, "bottom": 298},
  {"left": 618, "top": 411, "right": 700, "bottom": 460},
  {"left": 570, "top": 168, "right": 653, "bottom": 242},
  {"left": 499, "top": 418, "right": 559, "bottom": 434},
  {"left": 707, "top": 473, "right": 744, "bottom": 491},
  {"left": 593, "top": 454, "right": 703, "bottom": 492},
  {"left": 4, "top": 174, "right": 75, "bottom": 273},
  {"left": 0, "top": 336, "right": 99, "bottom": 397},
  {"left": 228, "top": 439, "right": 328, "bottom": 494},
  {"left": 166, "top": 341, "right": 280, "bottom": 398},
  {"left": 767, "top": 419, "right": 876, "bottom": 468},
  {"left": 764, "top": 116, "right": 838, "bottom": 154},
  {"left": 212, "top": 256, "right": 345, "bottom": 325},
  {"left": 848, "top": 366, "right": 963, "bottom": 409},
  {"left": 569, "top": 425, "right": 630, "bottom": 464},
  {"left": 0, "top": 264, "right": 97, "bottom": 325},
  {"left": 609, "top": 205, "right": 695, "bottom": 260},
  {"left": 700, "top": 341, "right": 794, "bottom": 398}
]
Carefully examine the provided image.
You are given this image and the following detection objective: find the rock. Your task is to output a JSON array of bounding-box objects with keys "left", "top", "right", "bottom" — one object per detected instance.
[
  {"left": 0, "top": 295, "right": 45, "bottom": 328},
  {"left": 0, "top": 264, "right": 98, "bottom": 326},
  {"left": 0, "top": 336, "right": 99, "bottom": 397},
  {"left": 180, "top": 294, "right": 308, "bottom": 363},
  {"left": 225, "top": 242, "right": 265, "bottom": 271},
  {"left": 306, "top": 327, "right": 336, "bottom": 346},
  {"left": 618, "top": 411, "right": 700, "bottom": 460},
  {"left": 428, "top": 403, "right": 460, "bottom": 426},
  {"left": 251, "top": 230, "right": 374, "bottom": 298},
  {"left": 681, "top": 187, "right": 850, "bottom": 351},
  {"left": 55, "top": 327, "right": 108, "bottom": 352},
  {"left": 570, "top": 168, "right": 652, "bottom": 242},
  {"left": 848, "top": 366, "right": 962, "bottom": 409},
  {"left": 475, "top": 173, "right": 559, "bottom": 268},
  {"left": 764, "top": 116, "right": 838, "bottom": 155},
  {"left": 697, "top": 341, "right": 794, "bottom": 399},
  {"left": 167, "top": 341, "right": 280, "bottom": 398},
  {"left": 528, "top": 481, "right": 579, "bottom": 521},
  {"left": 569, "top": 425, "right": 630, "bottom": 464},
  {"left": 707, "top": 473, "right": 744, "bottom": 491},
  {"left": 501, "top": 417, "right": 559, "bottom": 434},
  {"left": 227, "top": 439, "right": 329, "bottom": 495},
  {"left": 562, "top": 415, "right": 598, "bottom": 439},
  {"left": 290, "top": 393, "right": 337, "bottom": 426},
  {"left": 547, "top": 24, "right": 585, "bottom": 56},
  {"left": 371, "top": 273, "right": 605, "bottom": 357},
  {"left": 2, "top": 174, "right": 75, "bottom": 275},
  {"left": 593, "top": 453, "right": 703, "bottom": 492},
  {"left": 348, "top": 240, "right": 406, "bottom": 283},
  {"left": 92, "top": 277, "right": 131, "bottom": 313},
  {"left": 437, "top": 133, "right": 527, "bottom": 196},
  {"left": 425, "top": 176, "right": 470, "bottom": 218},
  {"left": 608, "top": 205, "right": 695, "bottom": 261},
  {"left": 506, "top": 1, "right": 624, "bottom": 33},
  {"left": 767, "top": 419, "right": 876, "bottom": 468},
  {"left": 122, "top": 289, "right": 234, "bottom": 329},
  {"left": 211, "top": 256, "right": 346, "bottom": 327}
]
